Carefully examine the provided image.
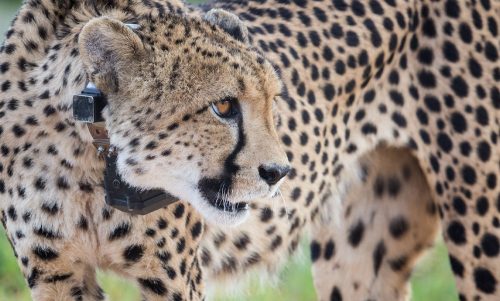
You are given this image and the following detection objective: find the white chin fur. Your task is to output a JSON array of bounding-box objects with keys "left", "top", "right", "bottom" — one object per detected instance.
[
  {"left": 158, "top": 177, "right": 251, "bottom": 226},
  {"left": 117, "top": 160, "right": 251, "bottom": 226}
]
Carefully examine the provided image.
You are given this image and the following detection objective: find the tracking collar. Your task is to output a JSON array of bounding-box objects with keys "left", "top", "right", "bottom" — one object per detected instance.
[{"left": 73, "top": 82, "right": 179, "bottom": 215}]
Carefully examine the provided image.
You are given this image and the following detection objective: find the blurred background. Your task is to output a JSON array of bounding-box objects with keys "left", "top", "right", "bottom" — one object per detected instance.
[{"left": 1, "top": 0, "right": 458, "bottom": 300}]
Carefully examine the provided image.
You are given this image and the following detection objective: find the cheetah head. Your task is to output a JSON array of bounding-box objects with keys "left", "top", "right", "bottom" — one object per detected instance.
[{"left": 78, "top": 10, "right": 290, "bottom": 225}]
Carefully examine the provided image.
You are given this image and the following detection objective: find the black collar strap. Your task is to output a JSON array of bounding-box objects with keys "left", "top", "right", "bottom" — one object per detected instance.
[{"left": 73, "top": 80, "right": 179, "bottom": 215}]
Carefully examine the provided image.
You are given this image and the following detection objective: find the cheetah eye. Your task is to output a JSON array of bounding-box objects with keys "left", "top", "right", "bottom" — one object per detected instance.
[{"left": 211, "top": 97, "right": 239, "bottom": 119}]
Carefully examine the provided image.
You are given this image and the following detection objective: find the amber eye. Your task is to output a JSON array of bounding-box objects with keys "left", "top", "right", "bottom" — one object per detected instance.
[{"left": 211, "top": 98, "right": 238, "bottom": 118}]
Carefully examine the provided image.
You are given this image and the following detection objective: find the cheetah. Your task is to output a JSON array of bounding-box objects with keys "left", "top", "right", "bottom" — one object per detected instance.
[
  {"left": 196, "top": 0, "right": 499, "bottom": 300},
  {"left": 1, "top": 1, "right": 499, "bottom": 301},
  {"left": 0, "top": 0, "right": 289, "bottom": 300}
]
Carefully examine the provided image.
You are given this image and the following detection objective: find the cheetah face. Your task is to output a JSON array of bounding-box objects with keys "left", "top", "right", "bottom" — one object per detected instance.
[{"left": 79, "top": 11, "right": 290, "bottom": 225}]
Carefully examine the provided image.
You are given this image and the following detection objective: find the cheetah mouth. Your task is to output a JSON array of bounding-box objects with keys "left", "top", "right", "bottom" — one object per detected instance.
[
  {"left": 198, "top": 177, "right": 249, "bottom": 213},
  {"left": 207, "top": 199, "right": 249, "bottom": 213}
]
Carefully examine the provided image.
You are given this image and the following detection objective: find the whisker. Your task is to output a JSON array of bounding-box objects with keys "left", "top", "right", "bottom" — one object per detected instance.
[{"left": 278, "top": 189, "right": 290, "bottom": 217}]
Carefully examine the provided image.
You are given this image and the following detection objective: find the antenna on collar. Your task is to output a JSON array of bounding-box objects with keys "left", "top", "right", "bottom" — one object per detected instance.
[{"left": 72, "top": 24, "right": 179, "bottom": 215}]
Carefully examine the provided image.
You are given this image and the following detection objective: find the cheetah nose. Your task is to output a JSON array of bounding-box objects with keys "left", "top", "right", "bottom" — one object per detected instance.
[{"left": 258, "top": 164, "right": 291, "bottom": 186}]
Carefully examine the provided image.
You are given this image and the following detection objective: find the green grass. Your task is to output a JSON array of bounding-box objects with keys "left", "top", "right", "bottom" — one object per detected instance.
[{"left": 1, "top": 1, "right": 459, "bottom": 300}]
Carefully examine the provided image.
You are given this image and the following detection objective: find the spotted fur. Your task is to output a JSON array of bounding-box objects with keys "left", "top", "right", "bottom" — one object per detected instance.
[
  {"left": 199, "top": 1, "right": 500, "bottom": 300},
  {"left": 1, "top": 0, "right": 499, "bottom": 301}
]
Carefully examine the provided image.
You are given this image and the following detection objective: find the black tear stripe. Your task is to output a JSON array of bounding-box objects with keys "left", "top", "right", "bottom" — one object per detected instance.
[
  {"left": 198, "top": 104, "right": 246, "bottom": 203},
  {"left": 223, "top": 111, "right": 246, "bottom": 178}
]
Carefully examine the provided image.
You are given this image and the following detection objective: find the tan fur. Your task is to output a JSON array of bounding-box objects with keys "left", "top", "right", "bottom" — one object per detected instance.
[{"left": 1, "top": 0, "right": 499, "bottom": 301}]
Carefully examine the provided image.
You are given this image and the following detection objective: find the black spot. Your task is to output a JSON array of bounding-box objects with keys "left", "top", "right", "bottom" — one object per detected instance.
[
  {"left": 451, "top": 76, "right": 468, "bottom": 97},
  {"left": 387, "top": 176, "right": 401, "bottom": 197},
  {"left": 474, "top": 267, "right": 497, "bottom": 294},
  {"left": 484, "top": 41, "right": 498, "bottom": 62},
  {"left": 492, "top": 86, "right": 500, "bottom": 109},
  {"left": 1, "top": 80, "right": 11, "bottom": 92},
  {"left": 450, "top": 112, "right": 467, "bottom": 133},
  {"left": 389, "top": 216, "right": 409, "bottom": 238},
  {"left": 348, "top": 220, "right": 364, "bottom": 247},
  {"left": 323, "top": 84, "right": 335, "bottom": 101},
  {"left": 310, "top": 240, "right": 321, "bottom": 262},
  {"left": 443, "top": 41, "right": 459, "bottom": 62},
  {"left": 477, "top": 141, "right": 491, "bottom": 162},
  {"left": 56, "top": 177, "right": 70, "bottom": 190},
  {"left": 233, "top": 234, "right": 250, "bottom": 250},
  {"left": 373, "top": 240, "right": 386, "bottom": 276},
  {"left": 109, "top": 223, "right": 131, "bottom": 240},
  {"left": 437, "top": 133, "right": 453, "bottom": 153},
  {"left": 452, "top": 196, "right": 467, "bottom": 215},
  {"left": 154, "top": 221, "right": 168, "bottom": 235},
  {"left": 165, "top": 266, "right": 177, "bottom": 280},
  {"left": 460, "top": 142, "right": 472, "bottom": 156},
  {"left": 480, "top": 233, "right": 499, "bottom": 257},
  {"left": 28, "top": 268, "right": 40, "bottom": 288},
  {"left": 0, "top": 62, "right": 10, "bottom": 74},
  {"left": 34, "top": 226, "right": 61, "bottom": 240},
  {"left": 422, "top": 18, "right": 437, "bottom": 37},
  {"left": 7, "top": 206, "right": 17, "bottom": 221},
  {"left": 12, "top": 124, "right": 26, "bottom": 137},
  {"left": 389, "top": 91, "right": 404, "bottom": 106},
  {"left": 173, "top": 203, "right": 185, "bottom": 218},
  {"left": 373, "top": 176, "right": 384, "bottom": 197},
  {"left": 43, "top": 105, "right": 56, "bottom": 116},
  {"left": 123, "top": 245, "right": 145, "bottom": 262},
  {"left": 45, "top": 273, "right": 73, "bottom": 283},
  {"left": 361, "top": 123, "right": 377, "bottom": 135},
  {"left": 389, "top": 256, "right": 408, "bottom": 271},
  {"left": 5, "top": 44, "right": 16, "bottom": 54},
  {"left": 176, "top": 238, "right": 186, "bottom": 253},
  {"left": 330, "top": 286, "right": 342, "bottom": 301},
  {"left": 449, "top": 254, "right": 464, "bottom": 277},
  {"left": 418, "top": 48, "right": 434, "bottom": 65},
  {"left": 190, "top": 221, "right": 203, "bottom": 239},
  {"left": 270, "top": 235, "right": 283, "bottom": 251},
  {"left": 33, "top": 246, "right": 59, "bottom": 261},
  {"left": 138, "top": 278, "right": 167, "bottom": 296},
  {"left": 418, "top": 70, "right": 437, "bottom": 88},
  {"left": 39, "top": 90, "right": 50, "bottom": 99},
  {"left": 320, "top": 240, "right": 334, "bottom": 261},
  {"left": 424, "top": 95, "right": 441, "bottom": 112},
  {"left": 172, "top": 292, "right": 182, "bottom": 301},
  {"left": 445, "top": 0, "right": 461, "bottom": 17},
  {"left": 22, "top": 212, "right": 31, "bottom": 223},
  {"left": 345, "top": 31, "right": 359, "bottom": 47},
  {"left": 70, "top": 286, "right": 83, "bottom": 299},
  {"left": 77, "top": 216, "right": 88, "bottom": 230},
  {"left": 79, "top": 182, "right": 93, "bottom": 193},
  {"left": 461, "top": 165, "right": 477, "bottom": 185},
  {"left": 34, "top": 178, "right": 46, "bottom": 190},
  {"left": 468, "top": 57, "right": 483, "bottom": 78},
  {"left": 447, "top": 221, "right": 466, "bottom": 245}
]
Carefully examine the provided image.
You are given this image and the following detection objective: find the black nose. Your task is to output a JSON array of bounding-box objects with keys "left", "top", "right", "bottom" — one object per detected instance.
[{"left": 258, "top": 164, "right": 291, "bottom": 186}]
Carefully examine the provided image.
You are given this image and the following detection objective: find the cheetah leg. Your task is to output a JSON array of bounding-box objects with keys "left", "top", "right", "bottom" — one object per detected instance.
[
  {"left": 311, "top": 147, "right": 440, "bottom": 301},
  {"left": 26, "top": 258, "right": 105, "bottom": 301},
  {"left": 97, "top": 204, "right": 205, "bottom": 301},
  {"left": 421, "top": 158, "right": 500, "bottom": 300},
  {"left": 0, "top": 213, "right": 105, "bottom": 301}
]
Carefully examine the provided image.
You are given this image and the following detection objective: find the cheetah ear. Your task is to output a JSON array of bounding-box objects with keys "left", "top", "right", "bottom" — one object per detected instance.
[
  {"left": 204, "top": 9, "right": 249, "bottom": 44},
  {"left": 78, "top": 17, "right": 145, "bottom": 93}
]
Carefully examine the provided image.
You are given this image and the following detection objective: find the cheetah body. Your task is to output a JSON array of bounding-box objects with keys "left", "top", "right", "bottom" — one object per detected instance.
[{"left": 0, "top": 0, "right": 499, "bottom": 301}]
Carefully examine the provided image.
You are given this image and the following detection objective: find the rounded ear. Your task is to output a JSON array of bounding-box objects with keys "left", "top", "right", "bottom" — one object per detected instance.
[
  {"left": 78, "top": 17, "right": 145, "bottom": 93},
  {"left": 204, "top": 9, "right": 249, "bottom": 44}
]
